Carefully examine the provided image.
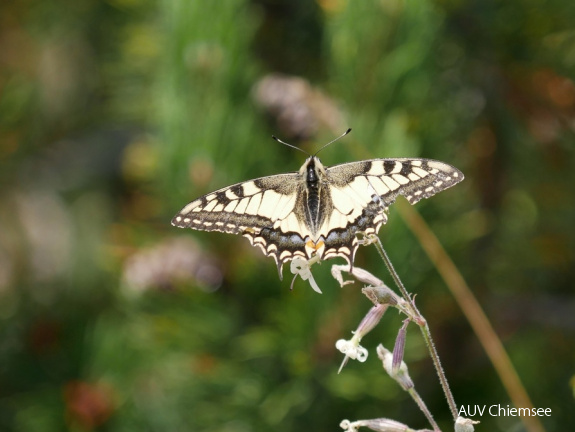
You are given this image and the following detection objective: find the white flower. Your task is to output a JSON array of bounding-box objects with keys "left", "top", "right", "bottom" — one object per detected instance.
[
  {"left": 336, "top": 336, "right": 369, "bottom": 362},
  {"left": 336, "top": 333, "right": 368, "bottom": 373},
  {"left": 290, "top": 256, "right": 322, "bottom": 293},
  {"left": 339, "top": 419, "right": 357, "bottom": 432},
  {"left": 335, "top": 304, "right": 387, "bottom": 373}
]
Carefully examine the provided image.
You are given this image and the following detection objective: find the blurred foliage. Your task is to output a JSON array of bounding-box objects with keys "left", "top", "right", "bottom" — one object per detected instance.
[{"left": 1, "top": 0, "right": 574, "bottom": 431}]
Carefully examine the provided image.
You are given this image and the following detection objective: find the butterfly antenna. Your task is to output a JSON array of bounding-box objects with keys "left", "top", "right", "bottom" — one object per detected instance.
[
  {"left": 272, "top": 135, "right": 311, "bottom": 156},
  {"left": 313, "top": 128, "right": 352, "bottom": 157}
]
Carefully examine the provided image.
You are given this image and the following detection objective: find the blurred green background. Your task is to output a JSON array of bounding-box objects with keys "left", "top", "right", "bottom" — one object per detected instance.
[{"left": 1, "top": 0, "right": 574, "bottom": 431}]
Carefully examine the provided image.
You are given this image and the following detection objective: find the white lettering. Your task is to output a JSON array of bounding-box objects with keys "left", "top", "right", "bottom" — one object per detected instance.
[
  {"left": 475, "top": 404, "right": 552, "bottom": 417},
  {"left": 518, "top": 408, "right": 531, "bottom": 416},
  {"left": 459, "top": 405, "right": 486, "bottom": 417}
]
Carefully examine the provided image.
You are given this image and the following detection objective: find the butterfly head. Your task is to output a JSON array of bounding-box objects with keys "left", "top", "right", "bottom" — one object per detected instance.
[{"left": 301, "top": 156, "right": 327, "bottom": 187}]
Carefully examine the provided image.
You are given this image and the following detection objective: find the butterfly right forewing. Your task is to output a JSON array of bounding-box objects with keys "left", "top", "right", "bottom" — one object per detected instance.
[
  {"left": 317, "top": 158, "right": 464, "bottom": 263},
  {"left": 327, "top": 158, "right": 464, "bottom": 208}
]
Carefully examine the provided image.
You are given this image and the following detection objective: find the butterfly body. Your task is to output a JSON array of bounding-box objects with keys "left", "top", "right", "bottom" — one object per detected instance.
[{"left": 172, "top": 156, "right": 463, "bottom": 276}]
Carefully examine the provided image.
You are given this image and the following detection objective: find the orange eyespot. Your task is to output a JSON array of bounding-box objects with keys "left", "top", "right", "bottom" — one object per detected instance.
[{"left": 306, "top": 240, "right": 325, "bottom": 251}]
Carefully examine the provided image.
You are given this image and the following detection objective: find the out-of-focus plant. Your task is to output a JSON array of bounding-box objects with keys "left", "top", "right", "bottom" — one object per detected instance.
[{"left": 1, "top": 0, "right": 574, "bottom": 431}]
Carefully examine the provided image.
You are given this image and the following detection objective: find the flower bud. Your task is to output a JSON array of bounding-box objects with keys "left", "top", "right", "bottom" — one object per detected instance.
[
  {"left": 362, "top": 286, "right": 400, "bottom": 306},
  {"left": 392, "top": 319, "right": 410, "bottom": 374},
  {"left": 340, "top": 418, "right": 433, "bottom": 432},
  {"left": 377, "top": 344, "right": 414, "bottom": 391},
  {"left": 454, "top": 416, "right": 479, "bottom": 432}
]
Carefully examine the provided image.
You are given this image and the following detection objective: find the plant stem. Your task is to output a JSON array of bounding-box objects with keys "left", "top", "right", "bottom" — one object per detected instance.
[
  {"left": 369, "top": 235, "right": 458, "bottom": 421},
  {"left": 408, "top": 387, "right": 442, "bottom": 432},
  {"left": 398, "top": 201, "right": 545, "bottom": 432}
]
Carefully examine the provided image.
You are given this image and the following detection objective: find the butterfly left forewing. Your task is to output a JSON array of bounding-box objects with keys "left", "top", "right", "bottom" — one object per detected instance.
[
  {"left": 172, "top": 174, "right": 298, "bottom": 233},
  {"left": 172, "top": 172, "right": 315, "bottom": 275}
]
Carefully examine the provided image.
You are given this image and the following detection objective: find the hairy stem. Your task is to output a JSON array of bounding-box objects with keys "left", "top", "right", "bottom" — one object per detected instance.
[
  {"left": 398, "top": 201, "right": 545, "bottom": 432},
  {"left": 369, "top": 234, "right": 458, "bottom": 421}
]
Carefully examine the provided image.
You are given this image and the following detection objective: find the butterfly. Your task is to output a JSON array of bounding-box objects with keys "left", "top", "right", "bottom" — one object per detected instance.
[{"left": 172, "top": 133, "right": 463, "bottom": 277}]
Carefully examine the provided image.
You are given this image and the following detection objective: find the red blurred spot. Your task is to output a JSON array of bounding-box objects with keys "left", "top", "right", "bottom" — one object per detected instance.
[{"left": 64, "top": 381, "right": 115, "bottom": 430}]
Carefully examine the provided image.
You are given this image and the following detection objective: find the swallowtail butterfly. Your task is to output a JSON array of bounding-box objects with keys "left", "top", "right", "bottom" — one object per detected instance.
[{"left": 172, "top": 135, "right": 463, "bottom": 276}]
